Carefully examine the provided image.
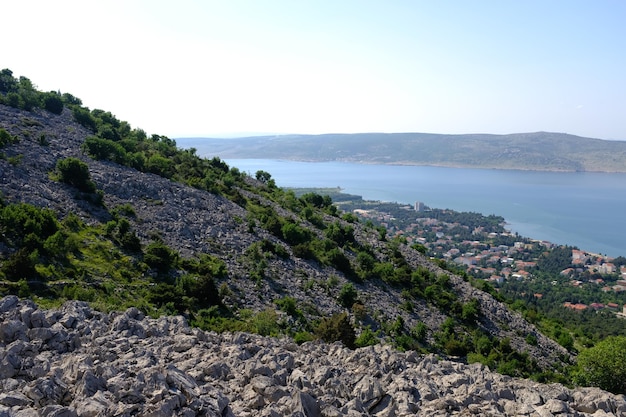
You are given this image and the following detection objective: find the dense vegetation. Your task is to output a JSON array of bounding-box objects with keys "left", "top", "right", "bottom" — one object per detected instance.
[{"left": 2, "top": 68, "right": 625, "bottom": 393}]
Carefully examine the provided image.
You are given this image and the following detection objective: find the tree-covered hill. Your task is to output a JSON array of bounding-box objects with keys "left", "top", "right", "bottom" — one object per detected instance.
[
  {"left": 177, "top": 131, "right": 626, "bottom": 172},
  {"left": 0, "top": 68, "right": 587, "bottom": 383}
]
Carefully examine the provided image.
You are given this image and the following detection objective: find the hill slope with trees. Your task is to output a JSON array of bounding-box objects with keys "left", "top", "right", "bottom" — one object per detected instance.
[{"left": 2, "top": 69, "right": 625, "bottom": 397}]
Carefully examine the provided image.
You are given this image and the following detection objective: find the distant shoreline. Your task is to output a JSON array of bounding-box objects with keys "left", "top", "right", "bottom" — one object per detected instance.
[{"left": 221, "top": 156, "right": 626, "bottom": 174}]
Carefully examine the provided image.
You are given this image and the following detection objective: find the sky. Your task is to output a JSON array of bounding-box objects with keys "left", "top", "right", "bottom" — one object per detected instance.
[{"left": 3, "top": 1, "right": 626, "bottom": 140}]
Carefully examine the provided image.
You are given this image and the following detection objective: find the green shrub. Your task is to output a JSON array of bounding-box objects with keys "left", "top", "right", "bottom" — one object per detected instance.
[
  {"left": 72, "top": 107, "right": 97, "bottom": 131},
  {"left": 55, "top": 157, "right": 96, "bottom": 192},
  {"left": 461, "top": 298, "right": 480, "bottom": 323},
  {"left": 1, "top": 203, "right": 58, "bottom": 249},
  {"left": 144, "top": 241, "right": 178, "bottom": 273},
  {"left": 316, "top": 312, "right": 356, "bottom": 348},
  {"left": 42, "top": 92, "right": 64, "bottom": 114},
  {"left": 0, "top": 128, "right": 18, "bottom": 147},
  {"left": 412, "top": 322, "right": 428, "bottom": 342},
  {"left": 82, "top": 136, "right": 128, "bottom": 164},
  {"left": 338, "top": 283, "right": 358, "bottom": 308},
  {"left": 573, "top": 336, "right": 626, "bottom": 394},
  {"left": 281, "top": 222, "right": 311, "bottom": 245},
  {"left": 275, "top": 296, "right": 300, "bottom": 317},
  {"left": 355, "top": 326, "right": 379, "bottom": 347},
  {"left": 294, "top": 331, "right": 315, "bottom": 344},
  {"left": 253, "top": 309, "right": 280, "bottom": 336}
]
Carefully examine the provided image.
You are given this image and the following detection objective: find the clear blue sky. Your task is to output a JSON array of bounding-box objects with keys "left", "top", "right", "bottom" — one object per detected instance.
[{"left": 4, "top": 1, "right": 626, "bottom": 140}]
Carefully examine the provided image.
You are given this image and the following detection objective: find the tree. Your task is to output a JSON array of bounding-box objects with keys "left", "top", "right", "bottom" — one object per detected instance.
[
  {"left": 17, "top": 76, "right": 40, "bottom": 111},
  {"left": 255, "top": 170, "right": 272, "bottom": 184},
  {"left": 55, "top": 157, "right": 96, "bottom": 192},
  {"left": 573, "top": 336, "right": 626, "bottom": 394},
  {"left": 0, "top": 68, "right": 18, "bottom": 93}
]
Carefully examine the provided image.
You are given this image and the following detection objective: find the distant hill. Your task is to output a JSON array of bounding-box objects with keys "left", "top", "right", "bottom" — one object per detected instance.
[{"left": 177, "top": 132, "right": 626, "bottom": 172}]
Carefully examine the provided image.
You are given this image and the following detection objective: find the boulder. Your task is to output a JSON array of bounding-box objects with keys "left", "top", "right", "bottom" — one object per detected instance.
[{"left": 1, "top": 298, "right": 626, "bottom": 417}]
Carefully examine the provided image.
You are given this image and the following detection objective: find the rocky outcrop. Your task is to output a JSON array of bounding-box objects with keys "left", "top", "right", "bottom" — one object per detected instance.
[{"left": 1, "top": 297, "right": 625, "bottom": 417}]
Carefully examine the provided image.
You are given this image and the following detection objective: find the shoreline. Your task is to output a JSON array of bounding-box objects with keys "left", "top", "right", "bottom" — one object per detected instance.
[{"left": 219, "top": 156, "right": 626, "bottom": 174}]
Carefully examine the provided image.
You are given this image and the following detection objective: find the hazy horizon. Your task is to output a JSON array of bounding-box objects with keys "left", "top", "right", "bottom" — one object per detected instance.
[
  {"left": 175, "top": 131, "right": 626, "bottom": 142},
  {"left": 5, "top": 1, "right": 626, "bottom": 141}
]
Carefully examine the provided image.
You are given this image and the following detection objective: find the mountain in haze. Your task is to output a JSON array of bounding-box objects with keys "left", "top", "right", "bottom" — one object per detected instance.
[
  {"left": 177, "top": 132, "right": 626, "bottom": 172},
  {"left": 3, "top": 70, "right": 626, "bottom": 414}
]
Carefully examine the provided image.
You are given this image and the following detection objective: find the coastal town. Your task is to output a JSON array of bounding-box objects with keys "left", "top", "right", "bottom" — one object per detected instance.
[{"left": 342, "top": 198, "right": 626, "bottom": 318}]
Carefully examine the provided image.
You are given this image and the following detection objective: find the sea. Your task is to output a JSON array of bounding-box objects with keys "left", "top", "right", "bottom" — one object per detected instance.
[{"left": 225, "top": 159, "right": 626, "bottom": 258}]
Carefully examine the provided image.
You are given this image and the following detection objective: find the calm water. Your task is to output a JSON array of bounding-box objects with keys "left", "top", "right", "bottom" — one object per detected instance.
[{"left": 226, "top": 159, "right": 626, "bottom": 258}]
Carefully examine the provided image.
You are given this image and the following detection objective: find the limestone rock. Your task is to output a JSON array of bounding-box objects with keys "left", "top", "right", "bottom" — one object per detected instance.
[{"left": 1, "top": 297, "right": 626, "bottom": 417}]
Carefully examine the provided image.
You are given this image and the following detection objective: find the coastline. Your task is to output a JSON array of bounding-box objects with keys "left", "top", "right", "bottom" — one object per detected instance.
[{"left": 249, "top": 157, "right": 626, "bottom": 174}]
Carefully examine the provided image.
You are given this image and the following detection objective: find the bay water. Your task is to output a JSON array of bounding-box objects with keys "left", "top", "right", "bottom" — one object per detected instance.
[{"left": 226, "top": 159, "right": 626, "bottom": 258}]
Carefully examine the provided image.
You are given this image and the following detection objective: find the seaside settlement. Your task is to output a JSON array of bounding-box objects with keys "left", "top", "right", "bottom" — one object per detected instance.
[{"left": 348, "top": 201, "right": 626, "bottom": 317}]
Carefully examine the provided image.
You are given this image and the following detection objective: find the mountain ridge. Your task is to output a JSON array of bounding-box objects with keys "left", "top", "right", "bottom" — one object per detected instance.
[{"left": 176, "top": 131, "right": 626, "bottom": 173}]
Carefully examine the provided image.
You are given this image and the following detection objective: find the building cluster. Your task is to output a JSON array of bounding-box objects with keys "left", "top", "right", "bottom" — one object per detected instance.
[{"left": 352, "top": 206, "right": 626, "bottom": 316}]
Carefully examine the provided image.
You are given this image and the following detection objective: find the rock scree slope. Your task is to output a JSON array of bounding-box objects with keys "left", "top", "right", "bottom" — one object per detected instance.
[{"left": 1, "top": 296, "right": 626, "bottom": 417}]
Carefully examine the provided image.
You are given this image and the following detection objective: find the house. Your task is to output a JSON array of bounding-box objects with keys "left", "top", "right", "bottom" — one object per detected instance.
[
  {"left": 563, "top": 302, "right": 588, "bottom": 311},
  {"left": 487, "top": 275, "right": 504, "bottom": 285},
  {"left": 598, "top": 263, "right": 616, "bottom": 274},
  {"left": 454, "top": 256, "right": 477, "bottom": 266}
]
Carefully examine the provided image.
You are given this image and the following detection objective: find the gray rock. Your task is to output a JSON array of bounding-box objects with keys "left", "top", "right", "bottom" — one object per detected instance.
[
  {"left": 1, "top": 298, "right": 626, "bottom": 417},
  {"left": 0, "top": 391, "right": 31, "bottom": 407},
  {"left": 292, "top": 391, "right": 321, "bottom": 417},
  {"left": 0, "top": 320, "right": 27, "bottom": 343},
  {"left": 0, "top": 296, "right": 18, "bottom": 313}
]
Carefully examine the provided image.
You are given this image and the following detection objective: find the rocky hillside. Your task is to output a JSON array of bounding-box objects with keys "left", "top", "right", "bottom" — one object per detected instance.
[
  {"left": 0, "top": 101, "right": 570, "bottom": 372},
  {"left": 2, "top": 71, "right": 626, "bottom": 412},
  {"left": 2, "top": 296, "right": 625, "bottom": 417}
]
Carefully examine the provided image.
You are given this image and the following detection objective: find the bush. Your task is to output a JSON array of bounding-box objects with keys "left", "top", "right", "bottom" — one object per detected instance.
[
  {"left": 573, "top": 336, "right": 626, "bottom": 394},
  {"left": 461, "top": 298, "right": 480, "bottom": 323},
  {"left": 55, "top": 157, "right": 96, "bottom": 192},
  {"left": 275, "top": 296, "right": 300, "bottom": 317},
  {"left": 338, "top": 283, "right": 358, "bottom": 308},
  {"left": 0, "top": 128, "right": 18, "bottom": 147},
  {"left": 1, "top": 203, "right": 58, "bottom": 249},
  {"left": 72, "top": 107, "right": 97, "bottom": 131},
  {"left": 316, "top": 312, "right": 356, "bottom": 349},
  {"left": 281, "top": 222, "right": 311, "bottom": 245},
  {"left": 144, "top": 241, "right": 178, "bottom": 273},
  {"left": 355, "top": 326, "right": 379, "bottom": 347},
  {"left": 42, "top": 92, "right": 64, "bottom": 114},
  {"left": 412, "top": 322, "right": 428, "bottom": 342},
  {"left": 82, "top": 136, "right": 128, "bottom": 164},
  {"left": 253, "top": 309, "right": 280, "bottom": 336}
]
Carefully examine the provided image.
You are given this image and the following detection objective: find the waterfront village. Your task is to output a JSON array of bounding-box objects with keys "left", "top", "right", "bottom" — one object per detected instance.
[{"left": 343, "top": 199, "right": 626, "bottom": 317}]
